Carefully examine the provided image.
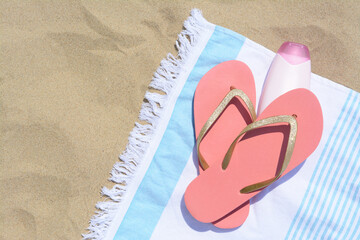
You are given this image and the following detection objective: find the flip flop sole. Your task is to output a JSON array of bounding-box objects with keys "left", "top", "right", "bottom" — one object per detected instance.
[
  {"left": 186, "top": 88, "right": 323, "bottom": 223},
  {"left": 194, "top": 60, "right": 256, "bottom": 173},
  {"left": 193, "top": 61, "right": 256, "bottom": 228}
]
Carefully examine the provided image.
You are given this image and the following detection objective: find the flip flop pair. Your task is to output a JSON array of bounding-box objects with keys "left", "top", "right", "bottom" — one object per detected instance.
[{"left": 184, "top": 60, "right": 323, "bottom": 228}]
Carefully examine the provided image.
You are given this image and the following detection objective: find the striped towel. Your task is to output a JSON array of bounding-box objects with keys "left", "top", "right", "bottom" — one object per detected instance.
[{"left": 84, "top": 9, "right": 360, "bottom": 240}]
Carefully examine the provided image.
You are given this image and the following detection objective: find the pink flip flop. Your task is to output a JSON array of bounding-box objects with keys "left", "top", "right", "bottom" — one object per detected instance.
[
  {"left": 186, "top": 68, "right": 323, "bottom": 224},
  {"left": 193, "top": 60, "right": 256, "bottom": 228}
]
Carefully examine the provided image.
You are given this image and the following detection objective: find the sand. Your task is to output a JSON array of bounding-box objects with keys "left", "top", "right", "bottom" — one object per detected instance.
[{"left": 0, "top": 1, "right": 359, "bottom": 239}]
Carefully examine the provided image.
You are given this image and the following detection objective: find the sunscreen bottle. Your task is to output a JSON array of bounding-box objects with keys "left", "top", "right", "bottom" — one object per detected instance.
[{"left": 258, "top": 42, "right": 311, "bottom": 115}]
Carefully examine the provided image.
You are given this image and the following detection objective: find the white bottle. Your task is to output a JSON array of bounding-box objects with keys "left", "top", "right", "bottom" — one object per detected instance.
[{"left": 258, "top": 42, "right": 311, "bottom": 115}]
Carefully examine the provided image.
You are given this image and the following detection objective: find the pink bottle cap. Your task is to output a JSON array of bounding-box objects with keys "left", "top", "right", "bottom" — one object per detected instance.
[{"left": 278, "top": 41, "right": 310, "bottom": 65}]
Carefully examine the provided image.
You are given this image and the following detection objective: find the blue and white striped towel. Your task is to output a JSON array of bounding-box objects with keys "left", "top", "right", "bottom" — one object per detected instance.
[{"left": 85, "top": 9, "right": 360, "bottom": 240}]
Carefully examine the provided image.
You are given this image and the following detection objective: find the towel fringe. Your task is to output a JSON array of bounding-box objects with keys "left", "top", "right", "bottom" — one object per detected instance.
[{"left": 83, "top": 9, "right": 208, "bottom": 240}]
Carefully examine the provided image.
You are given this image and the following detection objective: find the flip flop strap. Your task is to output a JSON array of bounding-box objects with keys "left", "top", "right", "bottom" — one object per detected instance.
[
  {"left": 222, "top": 115, "right": 298, "bottom": 194},
  {"left": 197, "top": 88, "right": 256, "bottom": 170}
]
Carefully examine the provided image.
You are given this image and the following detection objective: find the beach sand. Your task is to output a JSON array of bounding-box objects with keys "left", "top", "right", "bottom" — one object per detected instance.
[{"left": 1, "top": 1, "right": 359, "bottom": 239}]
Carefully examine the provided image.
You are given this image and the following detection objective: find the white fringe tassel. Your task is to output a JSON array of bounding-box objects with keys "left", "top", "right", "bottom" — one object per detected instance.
[{"left": 83, "top": 9, "right": 209, "bottom": 240}]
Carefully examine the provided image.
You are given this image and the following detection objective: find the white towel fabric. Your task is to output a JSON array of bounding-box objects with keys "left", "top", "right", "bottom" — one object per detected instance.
[{"left": 85, "top": 9, "right": 360, "bottom": 240}]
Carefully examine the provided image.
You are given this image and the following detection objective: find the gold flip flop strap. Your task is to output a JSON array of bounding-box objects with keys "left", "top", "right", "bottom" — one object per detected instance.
[
  {"left": 197, "top": 88, "right": 256, "bottom": 170},
  {"left": 222, "top": 115, "right": 298, "bottom": 193}
]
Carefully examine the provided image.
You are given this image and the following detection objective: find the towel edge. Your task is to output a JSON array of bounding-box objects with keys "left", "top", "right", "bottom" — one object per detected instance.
[{"left": 82, "top": 9, "right": 212, "bottom": 240}]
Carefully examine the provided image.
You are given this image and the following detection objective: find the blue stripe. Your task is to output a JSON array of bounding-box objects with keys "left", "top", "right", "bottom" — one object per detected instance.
[
  {"left": 343, "top": 171, "right": 360, "bottom": 240},
  {"left": 314, "top": 100, "right": 360, "bottom": 239},
  {"left": 292, "top": 92, "right": 358, "bottom": 239},
  {"left": 326, "top": 127, "right": 360, "bottom": 239},
  {"left": 285, "top": 91, "right": 354, "bottom": 239},
  {"left": 302, "top": 97, "right": 360, "bottom": 239},
  {"left": 113, "top": 26, "right": 246, "bottom": 240}
]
